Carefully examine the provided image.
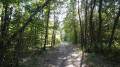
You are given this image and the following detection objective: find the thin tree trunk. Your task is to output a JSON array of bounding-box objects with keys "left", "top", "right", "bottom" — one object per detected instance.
[
  {"left": 43, "top": 3, "right": 50, "bottom": 51},
  {"left": 14, "top": 1, "right": 22, "bottom": 66},
  {"left": 109, "top": 8, "right": 120, "bottom": 49},
  {"left": 53, "top": 0, "right": 56, "bottom": 46},
  {"left": 41, "top": 33, "right": 43, "bottom": 48},
  {"left": 0, "top": 2, "right": 9, "bottom": 66},
  {"left": 98, "top": 0, "right": 103, "bottom": 53},
  {"left": 73, "top": 0, "right": 78, "bottom": 44},
  {"left": 51, "top": 0, "right": 56, "bottom": 46},
  {"left": 51, "top": 27, "right": 55, "bottom": 46},
  {"left": 78, "top": 0, "right": 83, "bottom": 47},
  {"left": 84, "top": 0, "right": 88, "bottom": 49},
  {"left": 53, "top": 31, "right": 56, "bottom": 45},
  {"left": 74, "top": 22, "right": 78, "bottom": 44},
  {"left": 51, "top": 31, "right": 54, "bottom": 46},
  {"left": 89, "top": 0, "right": 97, "bottom": 51}
]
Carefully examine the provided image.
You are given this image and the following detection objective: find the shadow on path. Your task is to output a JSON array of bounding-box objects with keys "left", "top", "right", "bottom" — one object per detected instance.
[{"left": 20, "top": 42, "right": 120, "bottom": 67}]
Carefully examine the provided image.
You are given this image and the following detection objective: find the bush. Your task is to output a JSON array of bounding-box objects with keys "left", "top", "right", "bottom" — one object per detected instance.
[{"left": 55, "top": 38, "right": 61, "bottom": 45}]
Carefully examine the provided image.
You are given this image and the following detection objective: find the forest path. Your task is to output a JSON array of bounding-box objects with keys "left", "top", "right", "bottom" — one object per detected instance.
[
  {"left": 55, "top": 42, "right": 82, "bottom": 67},
  {"left": 44, "top": 42, "right": 82, "bottom": 67}
]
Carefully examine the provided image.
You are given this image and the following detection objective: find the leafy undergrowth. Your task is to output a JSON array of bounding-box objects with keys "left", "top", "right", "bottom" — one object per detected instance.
[
  {"left": 19, "top": 46, "right": 58, "bottom": 67},
  {"left": 93, "top": 45, "right": 120, "bottom": 64},
  {"left": 89, "top": 44, "right": 120, "bottom": 65},
  {"left": 82, "top": 53, "right": 120, "bottom": 67},
  {"left": 77, "top": 43, "right": 120, "bottom": 67},
  {"left": 102, "top": 48, "right": 120, "bottom": 64}
]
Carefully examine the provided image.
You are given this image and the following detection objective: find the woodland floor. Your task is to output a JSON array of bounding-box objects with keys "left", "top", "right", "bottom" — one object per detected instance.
[{"left": 20, "top": 42, "right": 120, "bottom": 67}]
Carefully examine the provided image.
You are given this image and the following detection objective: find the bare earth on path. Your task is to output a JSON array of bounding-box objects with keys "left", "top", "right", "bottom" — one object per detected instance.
[{"left": 43, "top": 42, "right": 82, "bottom": 67}]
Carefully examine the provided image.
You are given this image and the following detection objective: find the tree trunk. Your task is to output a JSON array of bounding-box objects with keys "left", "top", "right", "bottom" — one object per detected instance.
[
  {"left": 98, "top": 0, "right": 103, "bottom": 53},
  {"left": 73, "top": 0, "right": 78, "bottom": 44},
  {"left": 84, "top": 0, "right": 88, "bottom": 49},
  {"left": 109, "top": 8, "right": 120, "bottom": 49},
  {"left": 43, "top": 3, "right": 50, "bottom": 51},
  {"left": 74, "top": 22, "right": 78, "bottom": 44},
  {"left": 78, "top": 0, "right": 83, "bottom": 47},
  {"left": 89, "top": 0, "right": 97, "bottom": 51},
  {"left": 0, "top": 2, "right": 9, "bottom": 66}
]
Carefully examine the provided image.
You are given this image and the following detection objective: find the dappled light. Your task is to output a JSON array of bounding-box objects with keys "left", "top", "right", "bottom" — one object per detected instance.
[{"left": 0, "top": 0, "right": 120, "bottom": 67}]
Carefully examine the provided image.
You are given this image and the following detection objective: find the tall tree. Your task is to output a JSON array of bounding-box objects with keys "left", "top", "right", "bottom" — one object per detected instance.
[
  {"left": 73, "top": 0, "right": 78, "bottom": 44},
  {"left": 78, "top": 0, "right": 83, "bottom": 47},
  {"left": 89, "top": 0, "right": 97, "bottom": 50},
  {"left": 109, "top": 8, "right": 120, "bottom": 49},
  {"left": 0, "top": 1, "right": 10, "bottom": 66},
  {"left": 98, "top": 0, "right": 103, "bottom": 53},
  {"left": 84, "top": 0, "right": 88, "bottom": 49},
  {"left": 43, "top": 3, "right": 51, "bottom": 51}
]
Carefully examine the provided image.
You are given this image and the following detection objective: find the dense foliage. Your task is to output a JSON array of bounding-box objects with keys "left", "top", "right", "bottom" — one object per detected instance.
[
  {"left": 63, "top": 0, "right": 120, "bottom": 63},
  {"left": 0, "top": 0, "right": 62, "bottom": 66}
]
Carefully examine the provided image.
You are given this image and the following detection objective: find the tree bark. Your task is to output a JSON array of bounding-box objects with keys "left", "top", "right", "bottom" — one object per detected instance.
[
  {"left": 43, "top": 3, "right": 50, "bottom": 51},
  {"left": 0, "top": 2, "right": 9, "bottom": 66},
  {"left": 89, "top": 0, "right": 97, "bottom": 51},
  {"left": 51, "top": 0, "right": 56, "bottom": 46},
  {"left": 84, "top": 0, "right": 88, "bottom": 49},
  {"left": 15, "top": 3, "right": 21, "bottom": 66},
  {"left": 78, "top": 0, "right": 83, "bottom": 47},
  {"left": 73, "top": 0, "right": 78, "bottom": 44},
  {"left": 98, "top": 0, "right": 103, "bottom": 53}
]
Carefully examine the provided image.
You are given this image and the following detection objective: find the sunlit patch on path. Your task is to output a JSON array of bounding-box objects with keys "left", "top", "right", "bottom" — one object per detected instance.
[{"left": 46, "top": 42, "right": 83, "bottom": 67}]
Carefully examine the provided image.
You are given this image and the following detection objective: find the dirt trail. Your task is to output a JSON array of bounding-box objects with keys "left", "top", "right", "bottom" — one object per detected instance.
[
  {"left": 43, "top": 42, "right": 82, "bottom": 67},
  {"left": 55, "top": 42, "right": 81, "bottom": 67}
]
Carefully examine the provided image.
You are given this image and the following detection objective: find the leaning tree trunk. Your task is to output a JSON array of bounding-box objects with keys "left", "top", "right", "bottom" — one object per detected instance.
[{"left": 2, "top": 0, "right": 52, "bottom": 57}]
